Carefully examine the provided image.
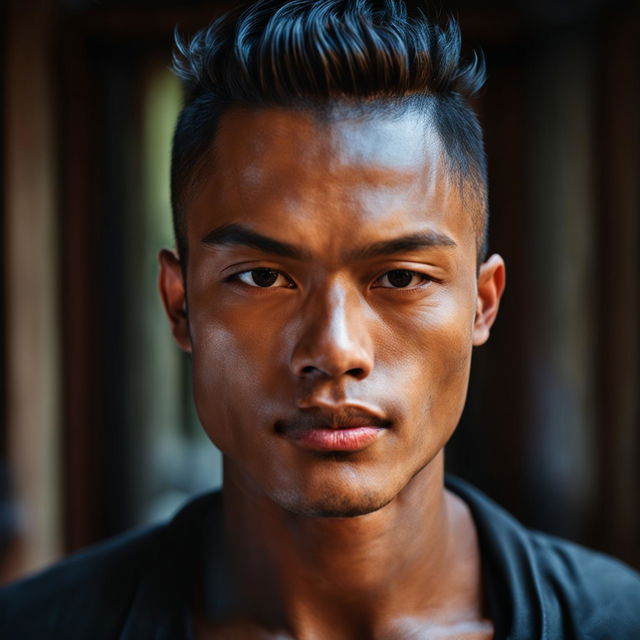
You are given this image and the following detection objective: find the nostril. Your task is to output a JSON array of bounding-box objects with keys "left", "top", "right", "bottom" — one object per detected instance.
[{"left": 298, "top": 365, "right": 365, "bottom": 378}]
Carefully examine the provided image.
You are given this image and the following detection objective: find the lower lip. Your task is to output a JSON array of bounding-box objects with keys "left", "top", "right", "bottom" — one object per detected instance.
[{"left": 290, "top": 426, "right": 384, "bottom": 452}]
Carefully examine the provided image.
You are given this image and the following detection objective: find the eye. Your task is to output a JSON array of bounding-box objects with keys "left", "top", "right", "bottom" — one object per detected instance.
[
  {"left": 234, "top": 268, "right": 293, "bottom": 288},
  {"left": 374, "top": 269, "right": 431, "bottom": 289}
]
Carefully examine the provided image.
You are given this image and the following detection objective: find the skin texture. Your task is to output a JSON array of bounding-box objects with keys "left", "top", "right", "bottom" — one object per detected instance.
[{"left": 159, "top": 106, "right": 505, "bottom": 639}]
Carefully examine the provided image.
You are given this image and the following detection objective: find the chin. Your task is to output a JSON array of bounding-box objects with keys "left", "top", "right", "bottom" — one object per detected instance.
[{"left": 269, "top": 475, "right": 399, "bottom": 519}]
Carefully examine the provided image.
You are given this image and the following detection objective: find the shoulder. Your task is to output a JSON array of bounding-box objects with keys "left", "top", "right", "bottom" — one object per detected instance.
[
  {"left": 0, "top": 490, "right": 219, "bottom": 638},
  {"left": 529, "top": 530, "right": 640, "bottom": 633},
  {"left": 0, "top": 524, "right": 164, "bottom": 637},
  {"left": 446, "top": 475, "right": 640, "bottom": 638}
]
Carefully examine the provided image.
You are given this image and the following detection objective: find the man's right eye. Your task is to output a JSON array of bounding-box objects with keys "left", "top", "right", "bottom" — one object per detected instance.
[{"left": 233, "top": 269, "right": 293, "bottom": 288}]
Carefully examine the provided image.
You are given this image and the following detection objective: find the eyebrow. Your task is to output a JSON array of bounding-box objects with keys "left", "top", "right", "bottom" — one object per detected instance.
[
  {"left": 346, "top": 231, "right": 457, "bottom": 261},
  {"left": 201, "top": 223, "right": 456, "bottom": 261},
  {"left": 201, "top": 224, "right": 311, "bottom": 260}
]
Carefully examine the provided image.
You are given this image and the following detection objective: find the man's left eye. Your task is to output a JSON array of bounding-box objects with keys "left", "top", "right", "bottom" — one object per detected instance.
[{"left": 374, "top": 270, "right": 430, "bottom": 289}]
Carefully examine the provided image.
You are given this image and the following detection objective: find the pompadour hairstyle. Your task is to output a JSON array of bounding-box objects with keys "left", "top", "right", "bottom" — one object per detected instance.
[{"left": 171, "top": 0, "right": 488, "bottom": 265}]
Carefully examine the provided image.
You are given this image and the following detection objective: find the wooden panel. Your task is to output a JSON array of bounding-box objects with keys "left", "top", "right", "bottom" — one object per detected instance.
[
  {"left": 594, "top": 8, "right": 640, "bottom": 568},
  {"left": 4, "top": 0, "right": 62, "bottom": 575}
]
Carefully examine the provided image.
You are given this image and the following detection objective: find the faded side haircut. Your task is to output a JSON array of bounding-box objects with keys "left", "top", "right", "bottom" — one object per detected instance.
[{"left": 171, "top": 0, "right": 488, "bottom": 265}]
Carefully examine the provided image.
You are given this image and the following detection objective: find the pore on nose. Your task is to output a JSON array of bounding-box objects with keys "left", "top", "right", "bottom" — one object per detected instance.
[{"left": 289, "top": 287, "right": 374, "bottom": 381}]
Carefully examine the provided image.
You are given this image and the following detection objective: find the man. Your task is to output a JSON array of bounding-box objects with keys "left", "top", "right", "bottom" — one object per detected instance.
[{"left": 2, "top": 1, "right": 639, "bottom": 638}]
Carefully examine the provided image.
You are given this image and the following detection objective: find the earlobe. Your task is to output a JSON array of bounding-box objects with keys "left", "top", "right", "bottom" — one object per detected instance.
[
  {"left": 472, "top": 254, "right": 506, "bottom": 346},
  {"left": 158, "top": 249, "right": 192, "bottom": 352}
]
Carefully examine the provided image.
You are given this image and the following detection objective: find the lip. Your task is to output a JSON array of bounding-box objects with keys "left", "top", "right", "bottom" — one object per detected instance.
[
  {"left": 290, "top": 425, "right": 385, "bottom": 452},
  {"left": 277, "top": 405, "right": 390, "bottom": 453}
]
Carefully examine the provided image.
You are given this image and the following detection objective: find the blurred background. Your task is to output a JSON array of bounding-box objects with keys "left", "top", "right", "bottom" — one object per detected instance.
[{"left": 1, "top": 0, "right": 638, "bottom": 582}]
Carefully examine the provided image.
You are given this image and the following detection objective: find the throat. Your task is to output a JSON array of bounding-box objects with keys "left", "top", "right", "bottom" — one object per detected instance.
[{"left": 196, "top": 457, "right": 488, "bottom": 638}]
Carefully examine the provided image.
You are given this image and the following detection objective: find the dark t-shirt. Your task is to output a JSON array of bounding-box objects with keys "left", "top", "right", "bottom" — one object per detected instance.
[{"left": 1, "top": 476, "right": 639, "bottom": 639}]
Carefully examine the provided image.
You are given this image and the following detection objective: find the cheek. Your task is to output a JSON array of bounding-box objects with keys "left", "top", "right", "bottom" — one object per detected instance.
[
  {"left": 379, "top": 289, "right": 475, "bottom": 431},
  {"left": 418, "top": 297, "right": 474, "bottom": 399},
  {"left": 383, "top": 288, "right": 474, "bottom": 371},
  {"left": 188, "top": 299, "right": 288, "bottom": 451}
]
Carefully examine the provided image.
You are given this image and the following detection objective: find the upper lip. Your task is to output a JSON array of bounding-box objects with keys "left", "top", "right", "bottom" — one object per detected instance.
[{"left": 276, "top": 405, "right": 391, "bottom": 434}]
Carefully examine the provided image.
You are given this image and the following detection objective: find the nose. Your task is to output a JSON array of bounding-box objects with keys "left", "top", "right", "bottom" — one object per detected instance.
[{"left": 290, "top": 280, "right": 374, "bottom": 381}]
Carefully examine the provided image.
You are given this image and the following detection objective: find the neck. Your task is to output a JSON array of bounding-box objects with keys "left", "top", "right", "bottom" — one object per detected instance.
[{"left": 208, "top": 453, "right": 483, "bottom": 638}]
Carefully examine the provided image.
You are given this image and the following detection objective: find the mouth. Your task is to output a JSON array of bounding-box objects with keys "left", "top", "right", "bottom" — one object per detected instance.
[{"left": 276, "top": 406, "right": 391, "bottom": 453}]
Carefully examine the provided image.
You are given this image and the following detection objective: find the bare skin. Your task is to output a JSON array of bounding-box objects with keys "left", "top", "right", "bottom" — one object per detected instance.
[{"left": 159, "top": 106, "right": 505, "bottom": 639}]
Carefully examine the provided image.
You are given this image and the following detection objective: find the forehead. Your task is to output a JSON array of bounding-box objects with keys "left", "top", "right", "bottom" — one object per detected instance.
[
  {"left": 187, "top": 106, "right": 475, "bottom": 256},
  {"left": 213, "top": 105, "right": 442, "bottom": 193},
  {"left": 219, "top": 104, "right": 438, "bottom": 167}
]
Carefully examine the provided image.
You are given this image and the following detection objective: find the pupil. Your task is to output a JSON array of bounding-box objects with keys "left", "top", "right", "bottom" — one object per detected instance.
[
  {"left": 252, "top": 269, "right": 278, "bottom": 287},
  {"left": 388, "top": 270, "right": 413, "bottom": 288}
]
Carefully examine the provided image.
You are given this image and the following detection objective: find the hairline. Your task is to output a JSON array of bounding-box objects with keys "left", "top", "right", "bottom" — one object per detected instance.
[{"left": 175, "top": 97, "right": 488, "bottom": 268}]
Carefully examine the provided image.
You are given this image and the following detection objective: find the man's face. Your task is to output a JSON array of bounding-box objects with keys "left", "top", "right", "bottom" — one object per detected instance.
[{"left": 161, "top": 106, "right": 504, "bottom": 517}]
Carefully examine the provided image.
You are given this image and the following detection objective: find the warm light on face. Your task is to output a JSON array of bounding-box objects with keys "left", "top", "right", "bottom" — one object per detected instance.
[{"left": 170, "top": 106, "right": 492, "bottom": 517}]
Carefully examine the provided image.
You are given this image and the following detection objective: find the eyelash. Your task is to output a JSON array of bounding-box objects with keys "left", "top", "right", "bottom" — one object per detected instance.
[
  {"left": 227, "top": 268, "right": 295, "bottom": 289},
  {"left": 226, "top": 268, "right": 434, "bottom": 290},
  {"left": 372, "top": 270, "right": 433, "bottom": 289}
]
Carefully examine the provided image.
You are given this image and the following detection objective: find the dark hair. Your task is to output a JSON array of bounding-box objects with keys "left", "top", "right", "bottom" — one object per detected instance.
[{"left": 171, "top": 0, "right": 488, "bottom": 265}]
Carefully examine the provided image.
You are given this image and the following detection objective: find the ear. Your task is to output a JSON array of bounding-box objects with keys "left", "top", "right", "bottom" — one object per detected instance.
[
  {"left": 472, "top": 254, "right": 506, "bottom": 346},
  {"left": 158, "top": 249, "right": 192, "bottom": 352}
]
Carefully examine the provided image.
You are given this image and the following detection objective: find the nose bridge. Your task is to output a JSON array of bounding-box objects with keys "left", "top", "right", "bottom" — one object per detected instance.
[{"left": 291, "top": 276, "right": 373, "bottom": 379}]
